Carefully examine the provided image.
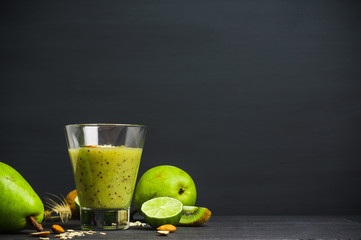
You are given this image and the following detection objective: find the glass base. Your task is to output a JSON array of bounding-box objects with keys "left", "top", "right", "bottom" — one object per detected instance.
[{"left": 80, "top": 207, "right": 130, "bottom": 230}]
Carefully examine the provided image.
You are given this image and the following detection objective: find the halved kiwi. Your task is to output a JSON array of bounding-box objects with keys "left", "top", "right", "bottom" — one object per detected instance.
[{"left": 179, "top": 206, "right": 211, "bottom": 225}]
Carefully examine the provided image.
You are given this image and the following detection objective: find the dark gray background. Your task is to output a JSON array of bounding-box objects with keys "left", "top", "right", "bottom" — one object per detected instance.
[{"left": 0, "top": 0, "right": 360, "bottom": 215}]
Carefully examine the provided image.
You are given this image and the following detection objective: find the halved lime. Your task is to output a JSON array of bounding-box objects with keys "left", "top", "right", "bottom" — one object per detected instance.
[{"left": 141, "top": 197, "right": 183, "bottom": 228}]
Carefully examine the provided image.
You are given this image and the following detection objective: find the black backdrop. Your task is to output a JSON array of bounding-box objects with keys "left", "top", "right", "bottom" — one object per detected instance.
[{"left": 1, "top": 0, "right": 360, "bottom": 215}]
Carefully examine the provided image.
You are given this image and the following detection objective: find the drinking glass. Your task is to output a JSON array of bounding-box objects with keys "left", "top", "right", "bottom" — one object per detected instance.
[{"left": 65, "top": 124, "right": 146, "bottom": 230}]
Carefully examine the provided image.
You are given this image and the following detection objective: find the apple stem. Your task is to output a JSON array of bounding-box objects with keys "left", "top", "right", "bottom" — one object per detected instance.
[{"left": 26, "top": 216, "right": 43, "bottom": 232}]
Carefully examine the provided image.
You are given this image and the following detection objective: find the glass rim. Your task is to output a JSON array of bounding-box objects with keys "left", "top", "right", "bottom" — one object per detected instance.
[{"left": 65, "top": 123, "right": 147, "bottom": 128}]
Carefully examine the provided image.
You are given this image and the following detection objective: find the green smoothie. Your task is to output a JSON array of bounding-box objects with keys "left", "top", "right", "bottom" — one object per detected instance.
[{"left": 68, "top": 145, "right": 142, "bottom": 209}]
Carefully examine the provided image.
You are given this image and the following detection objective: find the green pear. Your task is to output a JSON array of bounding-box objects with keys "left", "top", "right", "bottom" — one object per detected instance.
[
  {"left": 134, "top": 165, "right": 197, "bottom": 214},
  {"left": 0, "top": 162, "right": 44, "bottom": 232}
]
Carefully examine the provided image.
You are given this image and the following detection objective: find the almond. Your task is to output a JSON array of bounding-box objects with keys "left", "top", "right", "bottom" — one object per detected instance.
[
  {"left": 52, "top": 224, "right": 65, "bottom": 233},
  {"left": 157, "top": 224, "right": 176, "bottom": 232},
  {"left": 29, "top": 231, "right": 50, "bottom": 237}
]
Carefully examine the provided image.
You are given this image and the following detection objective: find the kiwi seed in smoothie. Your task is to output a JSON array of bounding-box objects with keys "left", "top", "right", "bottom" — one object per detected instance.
[{"left": 68, "top": 145, "right": 142, "bottom": 209}]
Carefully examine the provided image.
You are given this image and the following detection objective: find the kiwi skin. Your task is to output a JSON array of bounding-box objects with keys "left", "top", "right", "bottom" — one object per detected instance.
[{"left": 179, "top": 206, "right": 212, "bottom": 225}]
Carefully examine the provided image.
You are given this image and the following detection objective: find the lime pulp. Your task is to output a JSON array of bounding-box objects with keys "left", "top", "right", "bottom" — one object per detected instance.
[{"left": 141, "top": 197, "right": 183, "bottom": 228}]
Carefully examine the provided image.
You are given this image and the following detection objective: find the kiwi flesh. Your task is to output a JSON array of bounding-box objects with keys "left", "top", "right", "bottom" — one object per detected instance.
[{"left": 179, "top": 206, "right": 212, "bottom": 225}]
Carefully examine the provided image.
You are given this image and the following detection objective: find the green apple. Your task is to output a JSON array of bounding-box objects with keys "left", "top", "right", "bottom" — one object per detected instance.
[
  {"left": 133, "top": 165, "right": 197, "bottom": 214},
  {"left": 0, "top": 162, "right": 44, "bottom": 232}
]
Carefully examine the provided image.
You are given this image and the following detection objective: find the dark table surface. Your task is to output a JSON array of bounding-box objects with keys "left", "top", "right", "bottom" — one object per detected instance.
[{"left": 2, "top": 216, "right": 361, "bottom": 240}]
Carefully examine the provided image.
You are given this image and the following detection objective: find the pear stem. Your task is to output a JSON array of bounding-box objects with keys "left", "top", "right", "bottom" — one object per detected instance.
[{"left": 26, "top": 216, "right": 43, "bottom": 232}]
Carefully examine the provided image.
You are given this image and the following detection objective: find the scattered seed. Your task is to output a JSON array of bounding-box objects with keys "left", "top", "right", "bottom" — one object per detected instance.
[
  {"left": 46, "top": 229, "right": 103, "bottom": 240},
  {"left": 157, "top": 230, "right": 170, "bottom": 236},
  {"left": 130, "top": 221, "right": 147, "bottom": 227}
]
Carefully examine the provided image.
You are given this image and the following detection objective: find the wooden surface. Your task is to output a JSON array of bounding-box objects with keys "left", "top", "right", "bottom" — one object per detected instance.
[{"left": 1, "top": 216, "right": 361, "bottom": 239}]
